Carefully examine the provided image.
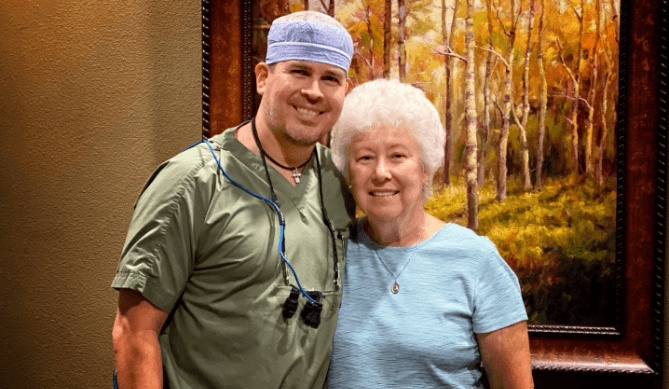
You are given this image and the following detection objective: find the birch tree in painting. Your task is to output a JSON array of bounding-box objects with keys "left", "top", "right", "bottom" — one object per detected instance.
[
  {"left": 364, "top": 1, "right": 375, "bottom": 80},
  {"left": 463, "top": 0, "right": 478, "bottom": 229},
  {"left": 517, "top": 0, "right": 535, "bottom": 191},
  {"left": 495, "top": 0, "right": 521, "bottom": 202},
  {"left": 397, "top": 0, "right": 408, "bottom": 80},
  {"left": 597, "top": 2, "right": 617, "bottom": 188},
  {"left": 584, "top": 0, "right": 600, "bottom": 179},
  {"left": 440, "top": 0, "right": 459, "bottom": 186},
  {"left": 561, "top": 0, "right": 586, "bottom": 180},
  {"left": 535, "top": 0, "right": 548, "bottom": 189},
  {"left": 477, "top": 0, "right": 495, "bottom": 187}
]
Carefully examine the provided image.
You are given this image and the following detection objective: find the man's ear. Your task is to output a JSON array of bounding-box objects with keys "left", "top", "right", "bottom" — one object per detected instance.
[
  {"left": 255, "top": 62, "right": 269, "bottom": 95},
  {"left": 345, "top": 78, "right": 353, "bottom": 94}
]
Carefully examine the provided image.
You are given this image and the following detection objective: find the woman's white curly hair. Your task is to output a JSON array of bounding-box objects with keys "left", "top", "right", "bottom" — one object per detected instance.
[{"left": 331, "top": 78, "right": 445, "bottom": 198}]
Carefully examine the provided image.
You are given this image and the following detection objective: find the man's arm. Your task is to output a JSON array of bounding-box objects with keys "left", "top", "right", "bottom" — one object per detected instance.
[
  {"left": 476, "top": 320, "right": 534, "bottom": 389},
  {"left": 112, "top": 288, "right": 168, "bottom": 389}
]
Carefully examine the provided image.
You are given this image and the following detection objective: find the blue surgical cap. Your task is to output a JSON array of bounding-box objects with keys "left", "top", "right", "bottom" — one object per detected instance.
[{"left": 265, "top": 11, "right": 353, "bottom": 73}]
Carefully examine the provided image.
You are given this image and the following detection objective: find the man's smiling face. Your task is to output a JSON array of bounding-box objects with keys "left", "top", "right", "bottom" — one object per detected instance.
[{"left": 256, "top": 60, "right": 348, "bottom": 147}]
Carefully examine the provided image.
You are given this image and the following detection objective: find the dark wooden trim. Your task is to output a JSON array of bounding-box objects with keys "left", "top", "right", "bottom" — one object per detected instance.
[{"left": 202, "top": 0, "right": 246, "bottom": 137}]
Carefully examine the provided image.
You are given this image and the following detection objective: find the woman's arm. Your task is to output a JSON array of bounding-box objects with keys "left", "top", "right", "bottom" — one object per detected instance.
[{"left": 476, "top": 321, "right": 534, "bottom": 389}]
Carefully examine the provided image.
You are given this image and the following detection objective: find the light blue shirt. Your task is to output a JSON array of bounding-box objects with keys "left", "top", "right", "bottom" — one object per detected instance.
[{"left": 328, "top": 220, "right": 528, "bottom": 388}]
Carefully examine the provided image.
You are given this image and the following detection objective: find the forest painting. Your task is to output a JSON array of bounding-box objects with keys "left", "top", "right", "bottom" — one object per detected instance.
[{"left": 251, "top": 0, "right": 621, "bottom": 328}]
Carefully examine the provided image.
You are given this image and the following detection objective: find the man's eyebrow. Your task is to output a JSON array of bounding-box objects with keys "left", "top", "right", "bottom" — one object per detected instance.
[
  {"left": 284, "top": 61, "right": 346, "bottom": 78},
  {"left": 285, "top": 61, "right": 311, "bottom": 69},
  {"left": 323, "top": 69, "right": 347, "bottom": 79}
]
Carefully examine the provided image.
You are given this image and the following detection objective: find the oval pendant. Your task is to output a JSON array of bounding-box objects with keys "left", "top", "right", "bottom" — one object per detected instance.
[{"left": 391, "top": 282, "right": 400, "bottom": 294}]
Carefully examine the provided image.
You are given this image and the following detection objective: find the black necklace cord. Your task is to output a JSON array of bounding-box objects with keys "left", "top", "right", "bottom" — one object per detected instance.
[
  {"left": 250, "top": 118, "right": 289, "bottom": 283},
  {"left": 251, "top": 117, "right": 279, "bottom": 204},
  {"left": 249, "top": 117, "right": 336, "bottom": 303},
  {"left": 250, "top": 117, "right": 313, "bottom": 187},
  {"left": 314, "top": 150, "right": 340, "bottom": 291},
  {"left": 263, "top": 148, "right": 311, "bottom": 171}
]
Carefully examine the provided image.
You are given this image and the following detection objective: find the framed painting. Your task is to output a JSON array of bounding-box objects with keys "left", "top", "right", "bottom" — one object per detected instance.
[{"left": 201, "top": 0, "right": 666, "bottom": 384}]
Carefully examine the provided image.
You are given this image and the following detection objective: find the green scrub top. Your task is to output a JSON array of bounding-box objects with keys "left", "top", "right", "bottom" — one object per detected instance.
[{"left": 112, "top": 128, "right": 355, "bottom": 388}]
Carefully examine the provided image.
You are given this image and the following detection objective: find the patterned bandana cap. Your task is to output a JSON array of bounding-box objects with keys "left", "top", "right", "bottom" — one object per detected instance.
[{"left": 265, "top": 11, "right": 353, "bottom": 73}]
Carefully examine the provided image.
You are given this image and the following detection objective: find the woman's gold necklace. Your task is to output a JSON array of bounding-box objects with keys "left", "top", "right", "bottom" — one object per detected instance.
[
  {"left": 372, "top": 215, "right": 427, "bottom": 294},
  {"left": 376, "top": 249, "right": 416, "bottom": 294}
]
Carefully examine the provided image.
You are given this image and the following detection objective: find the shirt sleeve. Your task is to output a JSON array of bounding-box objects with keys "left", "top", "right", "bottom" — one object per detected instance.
[
  {"left": 471, "top": 238, "right": 528, "bottom": 334},
  {"left": 111, "top": 151, "right": 211, "bottom": 313}
]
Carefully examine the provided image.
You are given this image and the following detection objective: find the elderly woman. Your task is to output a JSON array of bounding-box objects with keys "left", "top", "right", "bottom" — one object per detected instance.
[{"left": 327, "top": 79, "right": 533, "bottom": 388}]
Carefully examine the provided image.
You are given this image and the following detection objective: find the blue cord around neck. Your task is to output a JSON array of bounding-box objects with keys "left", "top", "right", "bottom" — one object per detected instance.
[{"left": 200, "top": 137, "right": 320, "bottom": 304}]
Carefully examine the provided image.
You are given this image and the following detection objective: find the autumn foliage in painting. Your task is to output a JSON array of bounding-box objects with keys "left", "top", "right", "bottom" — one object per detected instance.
[{"left": 264, "top": 0, "right": 620, "bottom": 326}]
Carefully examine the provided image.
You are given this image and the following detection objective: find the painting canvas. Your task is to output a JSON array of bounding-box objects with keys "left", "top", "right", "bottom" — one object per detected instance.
[{"left": 249, "top": 0, "right": 621, "bottom": 329}]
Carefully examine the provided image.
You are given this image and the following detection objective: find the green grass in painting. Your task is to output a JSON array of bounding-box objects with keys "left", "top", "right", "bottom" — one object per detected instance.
[{"left": 425, "top": 176, "right": 617, "bottom": 326}]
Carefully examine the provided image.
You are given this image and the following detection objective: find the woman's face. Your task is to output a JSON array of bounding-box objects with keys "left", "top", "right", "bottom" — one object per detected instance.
[{"left": 347, "top": 126, "right": 427, "bottom": 225}]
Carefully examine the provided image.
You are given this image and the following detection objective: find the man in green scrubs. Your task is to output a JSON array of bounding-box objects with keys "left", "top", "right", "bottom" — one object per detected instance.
[{"left": 111, "top": 11, "right": 355, "bottom": 388}]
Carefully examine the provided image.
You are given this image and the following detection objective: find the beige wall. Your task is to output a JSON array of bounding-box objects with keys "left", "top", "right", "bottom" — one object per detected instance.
[
  {"left": 1, "top": 1, "right": 668, "bottom": 389},
  {"left": 0, "top": 1, "right": 200, "bottom": 387}
]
